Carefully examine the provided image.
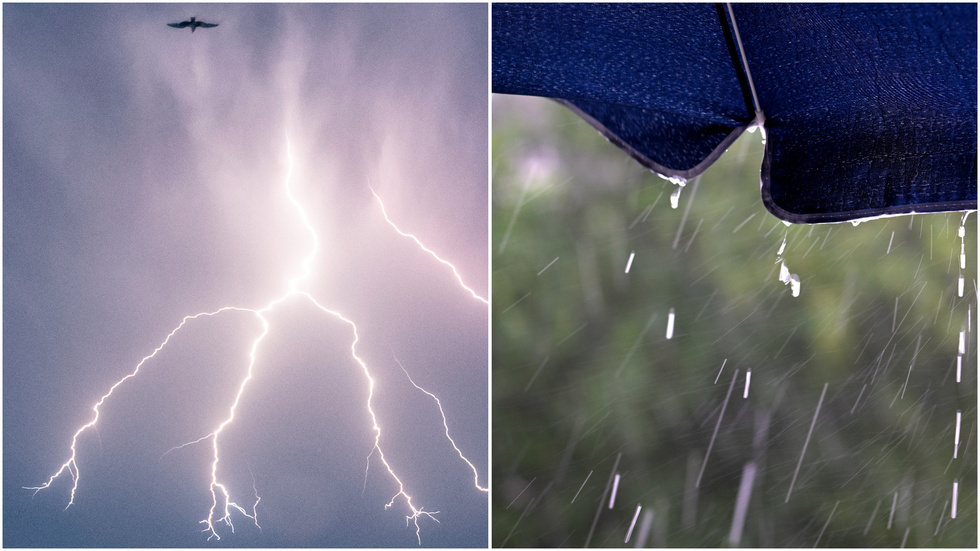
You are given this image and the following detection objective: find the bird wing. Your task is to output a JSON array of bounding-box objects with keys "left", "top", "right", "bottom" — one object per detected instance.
[
  {"left": 168, "top": 21, "right": 190, "bottom": 28},
  {"left": 198, "top": 22, "right": 218, "bottom": 28}
]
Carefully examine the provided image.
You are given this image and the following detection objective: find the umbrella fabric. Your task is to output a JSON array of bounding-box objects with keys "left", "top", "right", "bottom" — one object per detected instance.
[{"left": 493, "top": 3, "right": 977, "bottom": 224}]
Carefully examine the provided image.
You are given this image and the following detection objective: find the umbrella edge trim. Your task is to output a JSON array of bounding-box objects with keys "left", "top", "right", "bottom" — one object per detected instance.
[
  {"left": 555, "top": 98, "right": 748, "bottom": 181},
  {"left": 760, "top": 144, "right": 979, "bottom": 225}
]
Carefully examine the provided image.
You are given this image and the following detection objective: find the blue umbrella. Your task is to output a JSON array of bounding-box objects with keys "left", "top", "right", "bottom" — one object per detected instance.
[{"left": 493, "top": 3, "right": 977, "bottom": 223}]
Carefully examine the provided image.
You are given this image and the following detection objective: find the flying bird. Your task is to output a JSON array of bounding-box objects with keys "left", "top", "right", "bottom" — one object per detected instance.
[{"left": 167, "top": 17, "right": 218, "bottom": 32}]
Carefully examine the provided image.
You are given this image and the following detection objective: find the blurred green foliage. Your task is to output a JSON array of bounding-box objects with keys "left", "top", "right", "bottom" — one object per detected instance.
[{"left": 492, "top": 95, "right": 976, "bottom": 547}]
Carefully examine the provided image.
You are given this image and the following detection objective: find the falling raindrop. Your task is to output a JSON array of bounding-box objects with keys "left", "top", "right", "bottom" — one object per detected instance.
[
  {"left": 887, "top": 491, "right": 898, "bottom": 529},
  {"left": 775, "top": 233, "right": 800, "bottom": 297},
  {"left": 953, "top": 410, "right": 961, "bottom": 458},
  {"left": 633, "top": 510, "right": 654, "bottom": 548},
  {"left": 537, "top": 257, "right": 559, "bottom": 276},
  {"left": 951, "top": 480, "right": 958, "bottom": 519},
  {"left": 728, "top": 461, "right": 757, "bottom": 546},
  {"left": 609, "top": 473, "right": 621, "bottom": 509},
  {"left": 570, "top": 470, "right": 592, "bottom": 504},
  {"left": 779, "top": 261, "right": 801, "bottom": 297},
  {"left": 713, "top": 358, "right": 728, "bottom": 384},
  {"left": 814, "top": 501, "right": 840, "bottom": 548},
  {"left": 957, "top": 215, "right": 969, "bottom": 297},
  {"left": 624, "top": 505, "right": 642, "bottom": 543}
]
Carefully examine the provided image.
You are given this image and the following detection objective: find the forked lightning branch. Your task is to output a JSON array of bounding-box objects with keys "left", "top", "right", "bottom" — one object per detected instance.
[{"left": 25, "top": 135, "right": 488, "bottom": 544}]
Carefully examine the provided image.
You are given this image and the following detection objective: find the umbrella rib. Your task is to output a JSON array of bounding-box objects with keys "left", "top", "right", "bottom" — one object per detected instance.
[
  {"left": 725, "top": 3, "right": 764, "bottom": 123},
  {"left": 715, "top": 3, "right": 754, "bottom": 119}
]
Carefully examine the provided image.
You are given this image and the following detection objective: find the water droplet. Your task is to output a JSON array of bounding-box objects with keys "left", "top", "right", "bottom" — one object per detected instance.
[
  {"left": 609, "top": 473, "right": 621, "bottom": 509},
  {"left": 625, "top": 505, "right": 643, "bottom": 544},
  {"left": 952, "top": 480, "right": 958, "bottom": 519},
  {"left": 670, "top": 187, "right": 683, "bottom": 209},
  {"left": 779, "top": 261, "right": 801, "bottom": 297},
  {"left": 954, "top": 410, "right": 962, "bottom": 458},
  {"left": 656, "top": 173, "right": 687, "bottom": 187},
  {"left": 776, "top": 236, "right": 787, "bottom": 257}
]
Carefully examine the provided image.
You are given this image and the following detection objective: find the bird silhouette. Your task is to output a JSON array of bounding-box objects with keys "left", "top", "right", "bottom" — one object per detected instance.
[{"left": 167, "top": 17, "right": 218, "bottom": 32}]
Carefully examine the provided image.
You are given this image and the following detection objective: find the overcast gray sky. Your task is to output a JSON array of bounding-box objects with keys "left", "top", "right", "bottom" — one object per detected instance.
[{"left": 4, "top": 4, "right": 487, "bottom": 547}]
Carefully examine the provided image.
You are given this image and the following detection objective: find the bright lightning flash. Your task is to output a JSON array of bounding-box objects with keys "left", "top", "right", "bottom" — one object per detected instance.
[
  {"left": 371, "top": 188, "right": 489, "bottom": 305},
  {"left": 26, "top": 135, "right": 486, "bottom": 545}
]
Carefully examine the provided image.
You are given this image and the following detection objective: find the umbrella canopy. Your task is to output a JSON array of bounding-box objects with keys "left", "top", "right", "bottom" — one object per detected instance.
[{"left": 493, "top": 3, "right": 977, "bottom": 224}]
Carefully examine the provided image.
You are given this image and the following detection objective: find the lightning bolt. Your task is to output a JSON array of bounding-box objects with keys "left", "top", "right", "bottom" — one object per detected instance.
[
  {"left": 371, "top": 188, "right": 489, "bottom": 305},
  {"left": 26, "top": 134, "right": 486, "bottom": 545},
  {"left": 393, "top": 356, "right": 489, "bottom": 493},
  {"left": 23, "top": 306, "right": 257, "bottom": 508}
]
